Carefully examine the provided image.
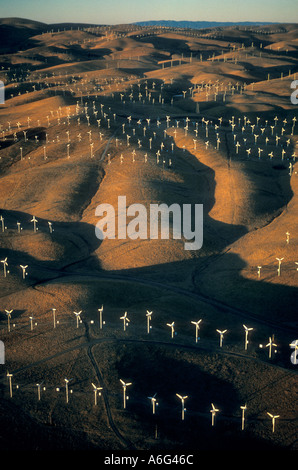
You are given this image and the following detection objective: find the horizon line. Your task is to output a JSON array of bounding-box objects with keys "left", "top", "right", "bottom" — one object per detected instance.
[{"left": 0, "top": 16, "right": 293, "bottom": 26}]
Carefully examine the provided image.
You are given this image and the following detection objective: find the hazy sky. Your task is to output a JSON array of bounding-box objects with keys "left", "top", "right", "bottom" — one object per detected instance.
[{"left": 0, "top": 0, "right": 297, "bottom": 25}]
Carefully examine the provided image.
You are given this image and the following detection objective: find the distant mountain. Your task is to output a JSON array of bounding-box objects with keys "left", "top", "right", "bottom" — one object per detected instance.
[{"left": 134, "top": 20, "right": 278, "bottom": 29}]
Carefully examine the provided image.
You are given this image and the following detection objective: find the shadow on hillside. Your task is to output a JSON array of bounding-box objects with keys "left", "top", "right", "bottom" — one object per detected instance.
[{"left": 113, "top": 343, "right": 288, "bottom": 451}]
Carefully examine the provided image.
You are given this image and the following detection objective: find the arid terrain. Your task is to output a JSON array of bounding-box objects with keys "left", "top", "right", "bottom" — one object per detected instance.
[{"left": 0, "top": 18, "right": 297, "bottom": 451}]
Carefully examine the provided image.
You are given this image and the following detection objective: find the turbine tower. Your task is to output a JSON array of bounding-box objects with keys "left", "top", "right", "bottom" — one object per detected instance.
[
  {"left": 191, "top": 319, "right": 202, "bottom": 343},
  {"left": 5, "top": 310, "right": 13, "bottom": 332},
  {"left": 7, "top": 372, "right": 13, "bottom": 397},
  {"left": 120, "top": 311, "right": 130, "bottom": 331},
  {"left": 1, "top": 257, "right": 9, "bottom": 277},
  {"left": 167, "top": 322, "right": 175, "bottom": 339},
  {"left": 216, "top": 329, "right": 227, "bottom": 347},
  {"left": 20, "top": 265, "right": 28, "bottom": 279},
  {"left": 91, "top": 383, "right": 103, "bottom": 405},
  {"left": 176, "top": 394, "right": 188, "bottom": 421},
  {"left": 240, "top": 404, "right": 247, "bottom": 430},
  {"left": 98, "top": 305, "right": 104, "bottom": 329},
  {"left": 74, "top": 311, "right": 82, "bottom": 328},
  {"left": 210, "top": 403, "right": 219, "bottom": 426},
  {"left": 146, "top": 310, "right": 153, "bottom": 334},
  {"left": 243, "top": 324, "right": 253, "bottom": 350},
  {"left": 148, "top": 393, "right": 158, "bottom": 414},
  {"left": 276, "top": 257, "right": 284, "bottom": 277},
  {"left": 64, "top": 378, "right": 73, "bottom": 404},
  {"left": 266, "top": 336, "right": 277, "bottom": 359},
  {"left": 267, "top": 412, "right": 279, "bottom": 433},
  {"left": 120, "top": 379, "right": 132, "bottom": 409},
  {"left": 31, "top": 216, "right": 38, "bottom": 233}
]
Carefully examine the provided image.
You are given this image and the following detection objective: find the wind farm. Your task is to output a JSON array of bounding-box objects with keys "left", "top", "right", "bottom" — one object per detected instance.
[{"left": 0, "top": 13, "right": 297, "bottom": 453}]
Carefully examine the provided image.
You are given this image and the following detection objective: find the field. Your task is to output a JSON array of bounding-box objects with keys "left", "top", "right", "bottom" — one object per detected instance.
[{"left": 0, "top": 18, "right": 297, "bottom": 451}]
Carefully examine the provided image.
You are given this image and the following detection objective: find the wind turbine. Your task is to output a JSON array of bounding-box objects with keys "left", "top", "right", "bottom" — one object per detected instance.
[
  {"left": 0, "top": 215, "right": 6, "bottom": 232},
  {"left": 98, "top": 305, "right": 104, "bottom": 329},
  {"left": 52, "top": 308, "right": 57, "bottom": 328},
  {"left": 210, "top": 403, "right": 219, "bottom": 426},
  {"left": 240, "top": 404, "right": 247, "bottom": 430},
  {"left": 31, "top": 216, "right": 38, "bottom": 233},
  {"left": 148, "top": 393, "right": 158, "bottom": 414},
  {"left": 176, "top": 394, "right": 188, "bottom": 420},
  {"left": 7, "top": 372, "right": 13, "bottom": 397},
  {"left": 74, "top": 311, "right": 82, "bottom": 328},
  {"left": 20, "top": 265, "right": 28, "bottom": 279},
  {"left": 29, "top": 315, "right": 36, "bottom": 331},
  {"left": 91, "top": 383, "right": 103, "bottom": 405},
  {"left": 36, "top": 382, "right": 45, "bottom": 401},
  {"left": 146, "top": 310, "right": 153, "bottom": 334},
  {"left": 167, "top": 321, "right": 175, "bottom": 339},
  {"left": 5, "top": 309, "right": 13, "bottom": 332},
  {"left": 64, "top": 378, "right": 73, "bottom": 404},
  {"left": 267, "top": 412, "right": 279, "bottom": 433},
  {"left": 243, "top": 324, "right": 253, "bottom": 350},
  {"left": 1, "top": 257, "right": 9, "bottom": 277},
  {"left": 120, "top": 311, "right": 130, "bottom": 331},
  {"left": 266, "top": 336, "right": 277, "bottom": 358},
  {"left": 216, "top": 329, "right": 227, "bottom": 347},
  {"left": 120, "top": 379, "right": 132, "bottom": 409},
  {"left": 276, "top": 257, "right": 284, "bottom": 276},
  {"left": 191, "top": 319, "right": 202, "bottom": 343}
]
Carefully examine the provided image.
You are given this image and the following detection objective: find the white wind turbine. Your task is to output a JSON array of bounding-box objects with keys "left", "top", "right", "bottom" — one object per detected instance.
[
  {"left": 148, "top": 393, "right": 158, "bottom": 414},
  {"left": 98, "top": 305, "right": 104, "bottom": 329},
  {"left": 74, "top": 310, "right": 82, "bottom": 328},
  {"left": 20, "top": 265, "right": 28, "bottom": 279},
  {"left": 91, "top": 383, "right": 103, "bottom": 405},
  {"left": 7, "top": 372, "right": 13, "bottom": 397},
  {"left": 1, "top": 257, "right": 9, "bottom": 277},
  {"left": 31, "top": 216, "right": 38, "bottom": 233},
  {"left": 191, "top": 319, "right": 202, "bottom": 343},
  {"left": 0, "top": 215, "right": 6, "bottom": 232},
  {"left": 36, "top": 382, "right": 46, "bottom": 401},
  {"left": 276, "top": 257, "right": 284, "bottom": 277},
  {"left": 120, "top": 379, "right": 132, "bottom": 409},
  {"left": 146, "top": 310, "right": 153, "bottom": 334},
  {"left": 176, "top": 394, "right": 188, "bottom": 420},
  {"left": 52, "top": 308, "right": 57, "bottom": 328},
  {"left": 29, "top": 315, "right": 36, "bottom": 330},
  {"left": 267, "top": 412, "right": 279, "bottom": 433},
  {"left": 48, "top": 221, "right": 53, "bottom": 233},
  {"left": 210, "top": 403, "right": 219, "bottom": 426},
  {"left": 216, "top": 329, "right": 227, "bottom": 347},
  {"left": 120, "top": 311, "right": 130, "bottom": 331},
  {"left": 266, "top": 336, "right": 277, "bottom": 359},
  {"left": 240, "top": 404, "right": 247, "bottom": 430},
  {"left": 64, "top": 378, "right": 73, "bottom": 404},
  {"left": 5, "top": 309, "right": 13, "bottom": 332},
  {"left": 167, "top": 321, "right": 175, "bottom": 339},
  {"left": 243, "top": 324, "right": 253, "bottom": 350}
]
